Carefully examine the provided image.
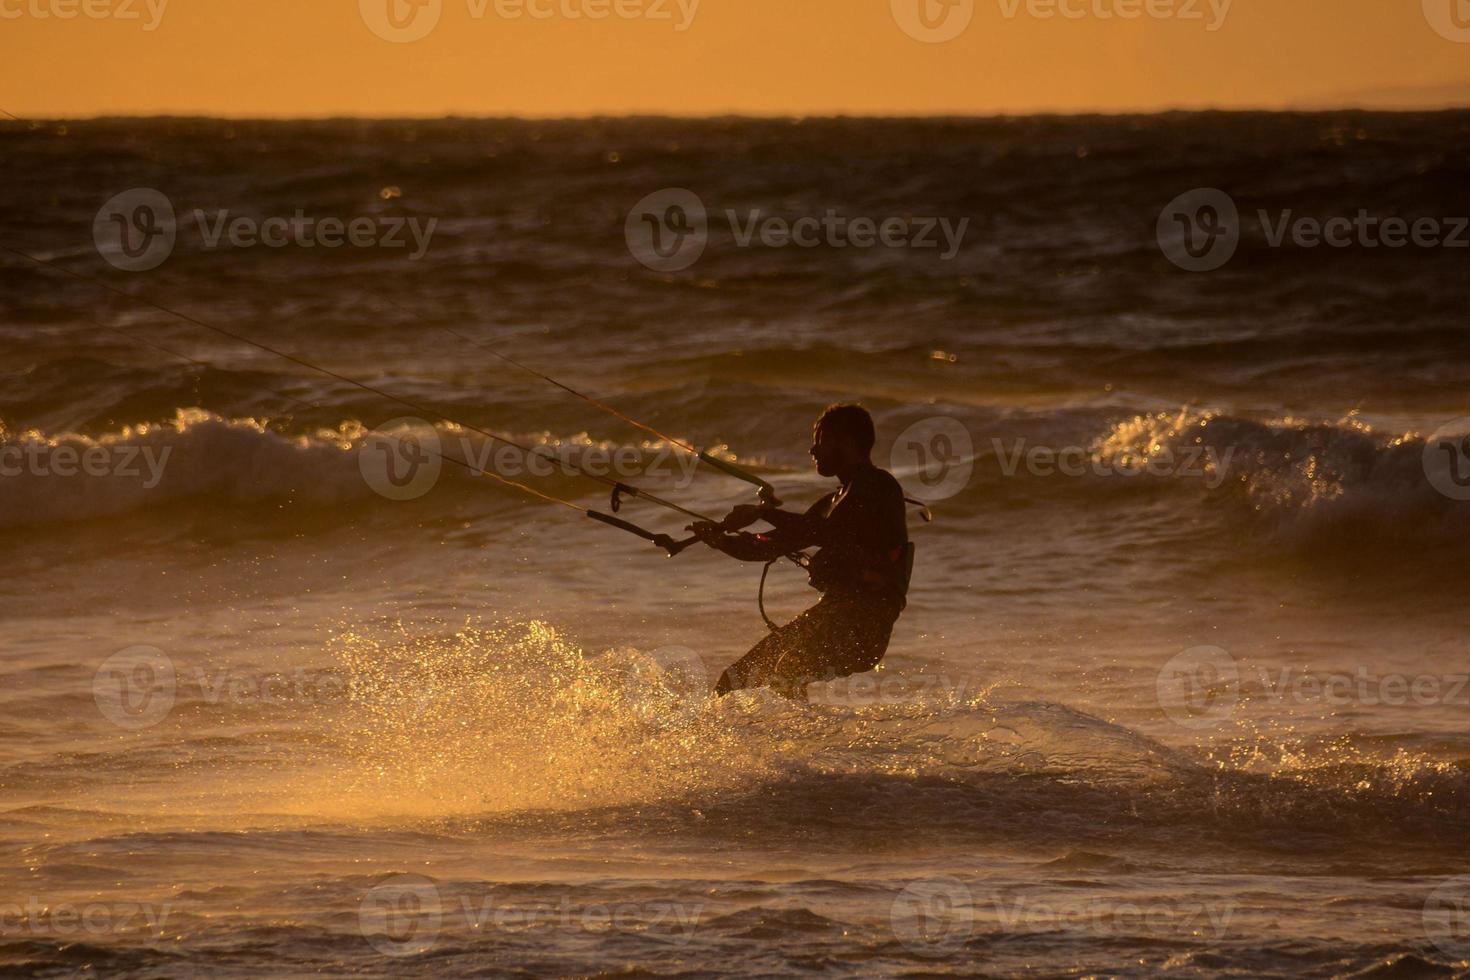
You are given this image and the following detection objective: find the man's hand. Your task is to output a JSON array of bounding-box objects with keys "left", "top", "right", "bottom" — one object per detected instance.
[
  {"left": 721, "top": 504, "right": 769, "bottom": 531},
  {"left": 688, "top": 521, "right": 728, "bottom": 549}
]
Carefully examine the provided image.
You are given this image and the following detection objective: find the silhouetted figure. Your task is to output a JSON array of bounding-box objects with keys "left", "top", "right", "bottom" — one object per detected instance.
[{"left": 692, "top": 404, "right": 912, "bottom": 700}]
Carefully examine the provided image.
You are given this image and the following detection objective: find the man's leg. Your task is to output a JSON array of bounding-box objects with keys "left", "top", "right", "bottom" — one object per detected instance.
[
  {"left": 737, "top": 596, "right": 901, "bottom": 698},
  {"left": 715, "top": 622, "right": 801, "bottom": 696},
  {"left": 715, "top": 599, "right": 885, "bottom": 699}
]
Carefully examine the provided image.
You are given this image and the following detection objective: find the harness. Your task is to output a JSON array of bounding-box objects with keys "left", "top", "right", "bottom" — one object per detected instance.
[{"left": 755, "top": 498, "right": 929, "bottom": 632}]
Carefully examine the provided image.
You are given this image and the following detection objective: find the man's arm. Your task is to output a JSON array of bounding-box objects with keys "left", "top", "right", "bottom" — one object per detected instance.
[
  {"left": 690, "top": 519, "right": 818, "bottom": 563},
  {"left": 712, "top": 531, "right": 799, "bottom": 562},
  {"left": 722, "top": 503, "right": 820, "bottom": 537},
  {"left": 692, "top": 493, "right": 831, "bottom": 561}
]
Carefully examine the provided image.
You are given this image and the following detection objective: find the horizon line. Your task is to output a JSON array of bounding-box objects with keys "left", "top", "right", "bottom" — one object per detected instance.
[{"left": 7, "top": 103, "right": 1470, "bottom": 124}]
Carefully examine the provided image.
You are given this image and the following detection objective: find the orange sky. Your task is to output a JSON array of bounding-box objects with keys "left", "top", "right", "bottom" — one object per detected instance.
[{"left": 3, "top": 0, "right": 1468, "bottom": 116}]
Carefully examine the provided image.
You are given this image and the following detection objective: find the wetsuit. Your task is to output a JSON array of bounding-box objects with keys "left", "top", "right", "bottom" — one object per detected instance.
[{"left": 714, "top": 462, "right": 911, "bottom": 698}]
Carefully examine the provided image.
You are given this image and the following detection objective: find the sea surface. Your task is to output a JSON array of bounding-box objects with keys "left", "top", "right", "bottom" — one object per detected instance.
[{"left": 2, "top": 113, "right": 1470, "bottom": 977}]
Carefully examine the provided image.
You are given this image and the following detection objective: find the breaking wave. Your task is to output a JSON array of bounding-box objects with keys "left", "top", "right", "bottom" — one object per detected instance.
[
  {"left": 0, "top": 408, "right": 734, "bottom": 530},
  {"left": 1091, "top": 409, "right": 1470, "bottom": 553}
]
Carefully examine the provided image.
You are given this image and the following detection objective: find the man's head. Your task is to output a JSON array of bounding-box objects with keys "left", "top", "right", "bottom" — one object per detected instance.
[{"left": 810, "top": 403, "right": 875, "bottom": 479}]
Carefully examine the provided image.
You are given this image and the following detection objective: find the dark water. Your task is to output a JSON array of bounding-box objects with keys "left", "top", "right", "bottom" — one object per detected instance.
[{"left": 2, "top": 113, "right": 1470, "bottom": 977}]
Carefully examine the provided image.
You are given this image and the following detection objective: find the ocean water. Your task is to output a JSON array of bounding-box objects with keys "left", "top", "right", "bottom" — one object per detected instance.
[{"left": 2, "top": 113, "right": 1470, "bottom": 977}]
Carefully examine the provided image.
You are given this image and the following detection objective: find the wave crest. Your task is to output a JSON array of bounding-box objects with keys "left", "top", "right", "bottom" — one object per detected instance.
[
  {"left": 1095, "top": 409, "right": 1470, "bottom": 554},
  {"left": 0, "top": 409, "right": 718, "bottom": 530}
]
